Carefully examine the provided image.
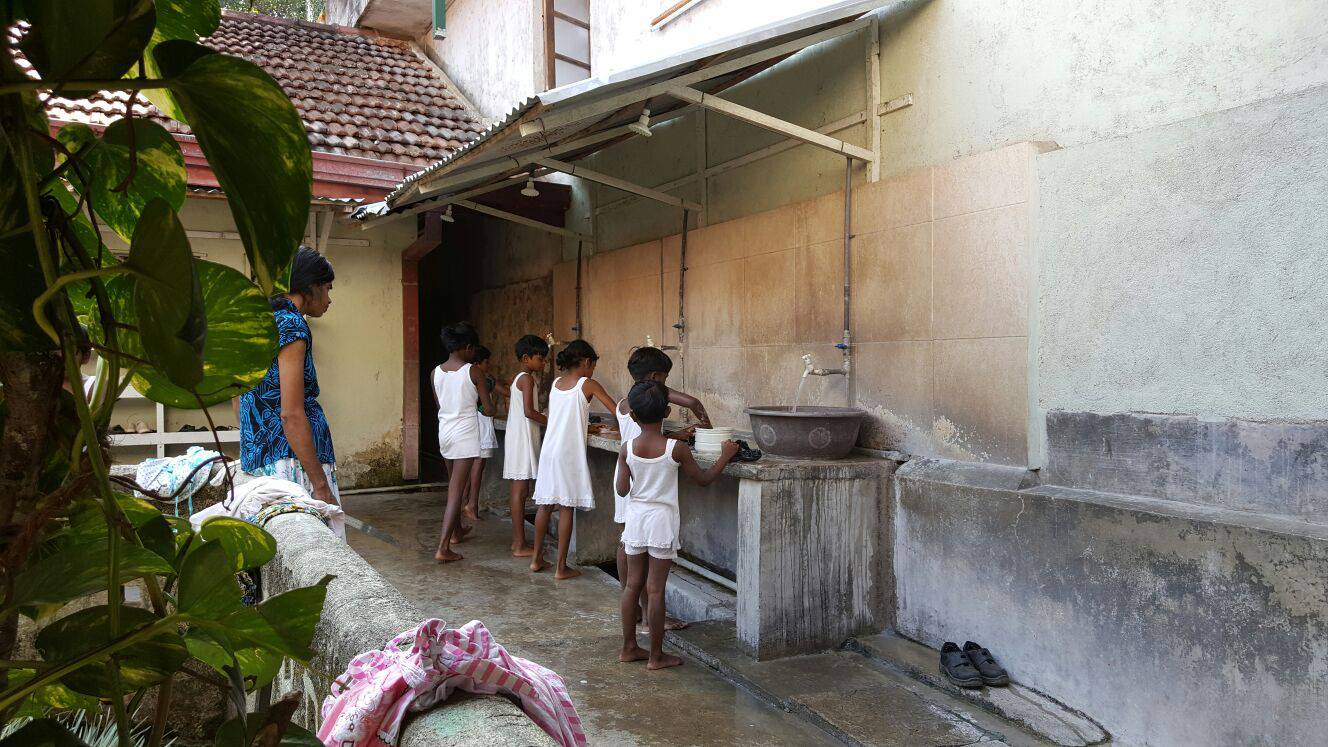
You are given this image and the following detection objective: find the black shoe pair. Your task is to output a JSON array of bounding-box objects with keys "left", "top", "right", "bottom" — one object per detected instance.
[
  {"left": 731, "top": 439, "right": 762, "bottom": 462},
  {"left": 940, "top": 641, "right": 1009, "bottom": 688}
]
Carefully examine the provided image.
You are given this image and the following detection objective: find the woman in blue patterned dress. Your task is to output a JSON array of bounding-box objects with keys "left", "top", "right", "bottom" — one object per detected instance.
[{"left": 238, "top": 246, "right": 339, "bottom": 505}]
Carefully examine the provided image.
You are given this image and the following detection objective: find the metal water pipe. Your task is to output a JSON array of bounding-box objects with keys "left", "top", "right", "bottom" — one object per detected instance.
[{"left": 840, "top": 159, "right": 854, "bottom": 405}]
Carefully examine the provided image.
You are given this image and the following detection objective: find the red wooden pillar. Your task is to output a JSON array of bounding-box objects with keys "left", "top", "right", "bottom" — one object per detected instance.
[{"left": 400, "top": 213, "right": 442, "bottom": 481}]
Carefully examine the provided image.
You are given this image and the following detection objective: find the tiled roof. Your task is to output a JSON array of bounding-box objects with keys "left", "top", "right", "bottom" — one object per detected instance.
[{"left": 39, "top": 11, "right": 484, "bottom": 167}]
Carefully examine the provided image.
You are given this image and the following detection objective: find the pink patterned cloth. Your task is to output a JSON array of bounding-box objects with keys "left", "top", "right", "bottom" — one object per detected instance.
[{"left": 318, "top": 618, "right": 586, "bottom": 747}]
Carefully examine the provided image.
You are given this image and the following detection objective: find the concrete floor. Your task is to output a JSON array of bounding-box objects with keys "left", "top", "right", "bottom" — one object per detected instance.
[{"left": 343, "top": 491, "right": 837, "bottom": 746}]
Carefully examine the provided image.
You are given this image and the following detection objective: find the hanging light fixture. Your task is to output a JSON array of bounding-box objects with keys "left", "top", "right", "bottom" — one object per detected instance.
[
  {"left": 440, "top": 204, "right": 455, "bottom": 223},
  {"left": 521, "top": 175, "right": 540, "bottom": 198},
  {"left": 628, "top": 108, "right": 652, "bottom": 137}
]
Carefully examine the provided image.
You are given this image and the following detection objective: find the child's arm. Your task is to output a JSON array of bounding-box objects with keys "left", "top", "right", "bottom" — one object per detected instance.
[
  {"left": 583, "top": 378, "right": 618, "bottom": 414},
  {"left": 666, "top": 387, "right": 712, "bottom": 428},
  {"left": 674, "top": 439, "right": 738, "bottom": 486},
  {"left": 615, "top": 444, "right": 632, "bottom": 496},
  {"left": 471, "top": 365, "right": 496, "bottom": 415},
  {"left": 516, "top": 373, "right": 547, "bottom": 425}
]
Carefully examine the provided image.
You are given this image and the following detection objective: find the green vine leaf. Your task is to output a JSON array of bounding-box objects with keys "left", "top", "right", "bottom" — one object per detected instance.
[
  {"left": 57, "top": 119, "right": 187, "bottom": 243},
  {"left": 131, "top": 260, "right": 277, "bottom": 408},
  {"left": 127, "top": 198, "right": 206, "bottom": 389},
  {"left": 35, "top": 605, "right": 188, "bottom": 697},
  {"left": 5, "top": 670, "right": 101, "bottom": 718},
  {"left": 0, "top": 93, "right": 55, "bottom": 352},
  {"left": 10, "top": 539, "right": 173, "bottom": 610},
  {"left": 177, "top": 540, "right": 243, "bottom": 619},
  {"left": 20, "top": 0, "right": 156, "bottom": 81},
  {"left": 139, "top": 0, "right": 223, "bottom": 121},
  {"left": 0, "top": 717, "right": 86, "bottom": 746},
  {"left": 219, "top": 575, "right": 331, "bottom": 662},
  {"left": 199, "top": 517, "right": 277, "bottom": 570},
  {"left": 155, "top": 40, "right": 311, "bottom": 295}
]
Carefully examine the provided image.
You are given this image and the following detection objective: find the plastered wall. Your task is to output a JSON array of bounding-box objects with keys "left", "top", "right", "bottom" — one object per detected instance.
[
  {"left": 106, "top": 198, "right": 414, "bottom": 488},
  {"left": 426, "top": 0, "right": 544, "bottom": 120}
]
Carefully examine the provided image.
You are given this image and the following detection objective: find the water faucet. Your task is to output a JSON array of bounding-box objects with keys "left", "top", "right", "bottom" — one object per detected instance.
[
  {"left": 644, "top": 334, "right": 679, "bottom": 352},
  {"left": 802, "top": 353, "right": 848, "bottom": 378}
]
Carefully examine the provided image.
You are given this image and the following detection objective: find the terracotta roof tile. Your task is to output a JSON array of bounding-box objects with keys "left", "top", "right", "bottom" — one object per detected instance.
[{"left": 28, "top": 11, "right": 482, "bottom": 167}]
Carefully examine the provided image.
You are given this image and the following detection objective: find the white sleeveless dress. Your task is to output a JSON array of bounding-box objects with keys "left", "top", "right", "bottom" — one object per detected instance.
[
  {"left": 532, "top": 376, "right": 594, "bottom": 509},
  {"left": 433, "top": 363, "right": 480, "bottom": 459},
  {"left": 620, "top": 437, "right": 681, "bottom": 559},
  {"left": 502, "top": 372, "right": 541, "bottom": 480},
  {"left": 612, "top": 398, "right": 642, "bottom": 523}
]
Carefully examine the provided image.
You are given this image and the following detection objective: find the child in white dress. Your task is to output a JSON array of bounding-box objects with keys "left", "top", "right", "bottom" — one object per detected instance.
[
  {"left": 463, "top": 345, "right": 504, "bottom": 524},
  {"left": 432, "top": 322, "right": 494, "bottom": 563},
  {"left": 616, "top": 381, "right": 736, "bottom": 670},
  {"left": 614, "top": 347, "right": 712, "bottom": 631},
  {"left": 530, "top": 340, "right": 617, "bottom": 579},
  {"left": 503, "top": 335, "right": 549, "bottom": 557}
]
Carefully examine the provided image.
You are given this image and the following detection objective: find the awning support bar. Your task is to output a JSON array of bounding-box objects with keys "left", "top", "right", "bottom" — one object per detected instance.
[
  {"left": 669, "top": 86, "right": 875, "bottom": 162},
  {"left": 536, "top": 157, "right": 704, "bottom": 212},
  {"left": 455, "top": 199, "right": 594, "bottom": 243}
]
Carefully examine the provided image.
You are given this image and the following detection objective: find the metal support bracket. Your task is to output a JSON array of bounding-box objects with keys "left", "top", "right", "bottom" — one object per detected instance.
[
  {"left": 668, "top": 86, "right": 876, "bottom": 163},
  {"left": 455, "top": 200, "right": 594, "bottom": 243},
  {"left": 536, "top": 157, "right": 704, "bottom": 212}
]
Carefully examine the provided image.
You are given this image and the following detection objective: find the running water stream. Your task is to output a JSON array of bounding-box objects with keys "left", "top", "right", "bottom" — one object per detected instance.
[{"left": 792, "top": 373, "right": 809, "bottom": 412}]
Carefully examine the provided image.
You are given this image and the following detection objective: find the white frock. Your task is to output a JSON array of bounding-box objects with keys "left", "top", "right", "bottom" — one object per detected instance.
[
  {"left": 532, "top": 377, "right": 594, "bottom": 509},
  {"left": 612, "top": 398, "right": 642, "bottom": 523},
  {"left": 620, "top": 437, "right": 681, "bottom": 552},
  {"left": 502, "top": 372, "right": 541, "bottom": 480},
  {"left": 433, "top": 363, "right": 480, "bottom": 460}
]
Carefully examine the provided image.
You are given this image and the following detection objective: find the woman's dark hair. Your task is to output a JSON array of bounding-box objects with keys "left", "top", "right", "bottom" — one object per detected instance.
[
  {"left": 273, "top": 245, "right": 334, "bottom": 309},
  {"left": 472, "top": 344, "right": 491, "bottom": 364},
  {"left": 555, "top": 339, "right": 598, "bottom": 371},
  {"left": 514, "top": 334, "right": 549, "bottom": 359},
  {"left": 628, "top": 346, "right": 672, "bottom": 381},
  {"left": 440, "top": 321, "right": 479, "bottom": 354},
  {"left": 627, "top": 380, "right": 669, "bottom": 424}
]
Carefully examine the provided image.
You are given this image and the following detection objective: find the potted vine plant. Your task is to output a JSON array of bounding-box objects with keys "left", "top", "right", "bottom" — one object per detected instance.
[{"left": 0, "top": 1, "right": 332, "bottom": 744}]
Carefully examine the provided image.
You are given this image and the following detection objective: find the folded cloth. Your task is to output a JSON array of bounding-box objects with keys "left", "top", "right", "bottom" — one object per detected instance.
[
  {"left": 135, "top": 445, "right": 228, "bottom": 514},
  {"left": 189, "top": 476, "right": 345, "bottom": 539},
  {"left": 318, "top": 618, "right": 586, "bottom": 747}
]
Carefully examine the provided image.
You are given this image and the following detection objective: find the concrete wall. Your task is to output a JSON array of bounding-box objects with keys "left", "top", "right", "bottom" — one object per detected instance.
[
  {"left": 427, "top": 0, "right": 544, "bottom": 120},
  {"left": 551, "top": 143, "right": 1037, "bottom": 465},
  {"left": 894, "top": 458, "right": 1328, "bottom": 747},
  {"left": 106, "top": 197, "right": 415, "bottom": 488},
  {"left": 1036, "top": 84, "right": 1328, "bottom": 456}
]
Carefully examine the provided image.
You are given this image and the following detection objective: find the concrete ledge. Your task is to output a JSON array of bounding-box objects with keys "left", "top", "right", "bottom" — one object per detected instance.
[
  {"left": 894, "top": 459, "right": 1328, "bottom": 746},
  {"left": 261, "top": 512, "right": 554, "bottom": 746}
]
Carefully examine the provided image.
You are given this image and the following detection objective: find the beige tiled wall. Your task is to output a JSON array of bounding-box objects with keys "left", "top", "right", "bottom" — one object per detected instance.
[{"left": 551, "top": 143, "right": 1038, "bottom": 465}]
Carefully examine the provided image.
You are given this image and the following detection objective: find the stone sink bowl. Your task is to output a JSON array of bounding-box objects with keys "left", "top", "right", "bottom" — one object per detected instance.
[{"left": 744, "top": 406, "right": 866, "bottom": 459}]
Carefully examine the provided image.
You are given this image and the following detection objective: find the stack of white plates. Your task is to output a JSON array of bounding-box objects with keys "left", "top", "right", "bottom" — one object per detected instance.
[{"left": 693, "top": 427, "right": 734, "bottom": 454}]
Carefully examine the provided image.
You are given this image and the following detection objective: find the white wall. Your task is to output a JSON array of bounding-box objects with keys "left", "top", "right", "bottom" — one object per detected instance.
[{"left": 429, "top": 0, "right": 545, "bottom": 120}]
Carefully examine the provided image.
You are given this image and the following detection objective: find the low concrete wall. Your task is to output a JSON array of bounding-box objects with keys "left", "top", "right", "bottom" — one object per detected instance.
[
  {"left": 261, "top": 512, "right": 554, "bottom": 746},
  {"left": 894, "top": 458, "right": 1328, "bottom": 746}
]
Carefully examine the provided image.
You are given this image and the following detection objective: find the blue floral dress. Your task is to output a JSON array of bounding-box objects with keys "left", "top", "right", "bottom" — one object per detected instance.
[{"left": 238, "top": 298, "right": 338, "bottom": 500}]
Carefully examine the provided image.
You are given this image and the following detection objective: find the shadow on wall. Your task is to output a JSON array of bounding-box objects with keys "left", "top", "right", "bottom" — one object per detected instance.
[{"left": 338, "top": 429, "right": 404, "bottom": 489}]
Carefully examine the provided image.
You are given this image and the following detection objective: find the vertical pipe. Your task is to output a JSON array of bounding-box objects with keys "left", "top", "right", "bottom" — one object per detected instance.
[
  {"left": 574, "top": 240, "right": 583, "bottom": 337},
  {"left": 677, "top": 208, "right": 689, "bottom": 390},
  {"left": 842, "top": 159, "right": 854, "bottom": 406}
]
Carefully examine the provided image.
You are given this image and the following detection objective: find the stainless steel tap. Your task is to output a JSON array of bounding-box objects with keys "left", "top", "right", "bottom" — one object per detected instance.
[{"left": 802, "top": 353, "right": 848, "bottom": 378}]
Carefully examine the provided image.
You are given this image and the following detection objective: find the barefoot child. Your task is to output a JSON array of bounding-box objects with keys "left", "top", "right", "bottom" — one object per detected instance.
[
  {"left": 531, "top": 340, "right": 617, "bottom": 579},
  {"left": 615, "top": 347, "right": 712, "bottom": 631},
  {"left": 432, "top": 322, "right": 495, "bottom": 563},
  {"left": 463, "top": 345, "right": 505, "bottom": 524},
  {"left": 617, "top": 380, "right": 737, "bottom": 670},
  {"left": 503, "top": 334, "right": 549, "bottom": 557}
]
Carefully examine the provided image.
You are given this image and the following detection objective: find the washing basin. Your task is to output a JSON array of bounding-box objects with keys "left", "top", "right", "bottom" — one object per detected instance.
[{"left": 744, "top": 406, "right": 865, "bottom": 459}]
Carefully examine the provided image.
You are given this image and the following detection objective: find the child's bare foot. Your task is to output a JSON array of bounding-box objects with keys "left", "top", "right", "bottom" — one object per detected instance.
[
  {"left": 462, "top": 507, "right": 480, "bottom": 522},
  {"left": 554, "top": 566, "right": 582, "bottom": 580},
  {"left": 619, "top": 645, "right": 649, "bottom": 663},
  {"left": 434, "top": 549, "right": 463, "bottom": 563},
  {"left": 664, "top": 617, "right": 689, "bottom": 631},
  {"left": 452, "top": 524, "right": 472, "bottom": 543},
  {"left": 647, "top": 653, "right": 683, "bottom": 670},
  {"left": 511, "top": 544, "right": 534, "bottom": 557},
  {"left": 529, "top": 556, "right": 551, "bottom": 572}
]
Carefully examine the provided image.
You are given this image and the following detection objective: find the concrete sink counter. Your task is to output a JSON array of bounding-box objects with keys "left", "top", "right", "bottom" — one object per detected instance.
[{"left": 490, "top": 419, "right": 899, "bottom": 659}]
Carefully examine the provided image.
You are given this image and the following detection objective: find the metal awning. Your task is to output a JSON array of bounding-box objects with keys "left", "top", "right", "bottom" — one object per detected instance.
[{"left": 354, "top": 0, "right": 890, "bottom": 233}]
